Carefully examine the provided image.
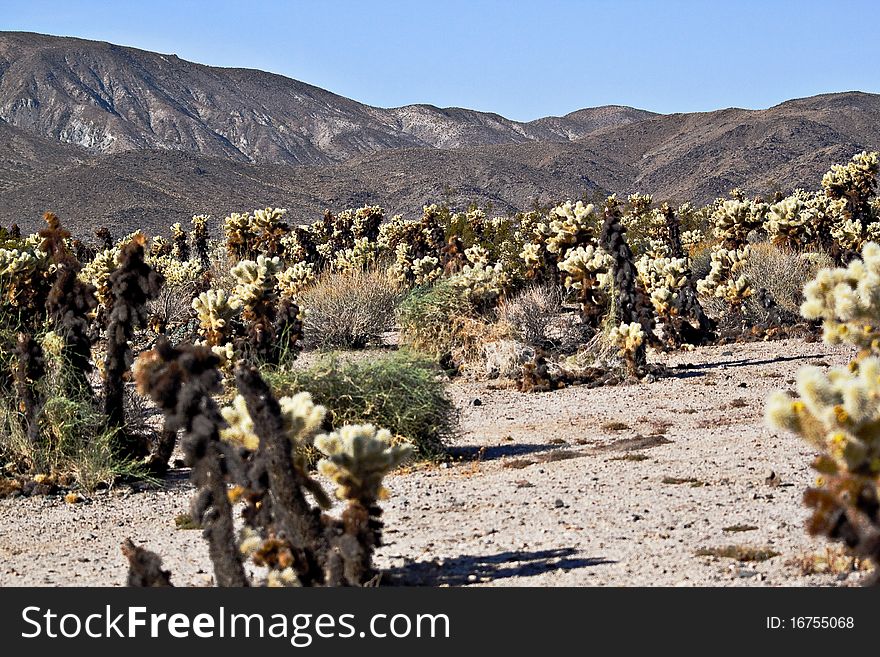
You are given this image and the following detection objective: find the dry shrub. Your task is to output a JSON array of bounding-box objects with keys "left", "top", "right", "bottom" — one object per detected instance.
[
  {"left": 743, "top": 243, "right": 833, "bottom": 316},
  {"left": 264, "top": 350, "right": 453, "bottom": 459},
  {"left": 498, "top": 284, "right": 590, "bottom": 353},
  {"left": 397, "top": 279, "right": 509, "bottom": 374},
  {"left": 299, "top": 268, "right": 403, "bottom": 350}
]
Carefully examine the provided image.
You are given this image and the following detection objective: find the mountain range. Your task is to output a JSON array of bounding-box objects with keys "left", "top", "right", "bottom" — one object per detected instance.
[{"left": 1, "top": 31, "right": 879, "bottom": 234}]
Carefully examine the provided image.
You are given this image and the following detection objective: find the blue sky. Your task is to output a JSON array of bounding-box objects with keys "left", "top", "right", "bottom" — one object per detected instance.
[{"left": 4, "top": 0, "right": 879, "bottom": 121}]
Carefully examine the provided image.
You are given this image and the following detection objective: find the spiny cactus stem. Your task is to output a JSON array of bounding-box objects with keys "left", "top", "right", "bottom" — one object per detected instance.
[{"left": 234, "top": 364, "right": 327, "bottom": 585}]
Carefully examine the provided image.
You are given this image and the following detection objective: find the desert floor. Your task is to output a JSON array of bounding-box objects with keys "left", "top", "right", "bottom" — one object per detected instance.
[{"left": 0, "top": 338, "right": 866, "bottom": 587}]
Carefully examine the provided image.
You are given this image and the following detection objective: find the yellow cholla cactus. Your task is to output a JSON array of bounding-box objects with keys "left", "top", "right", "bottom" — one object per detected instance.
[
  {"left": 637, "top": 255, "right": 689, "bottom": 315},
  {"left": 697, "top": 246, "right": 752, "bottom": 304},
  {"left": 455, "top": 261, "right": 512, "bottom": 307},
  {"left": 608, "top": 321, "right": 644, "bottom": 356},
  {"left": 252, "top": 207, "right": 287, "bottom": 229},
  {"left": 800, "top": 242, "right": 880, "bottom": 353},
  {"left": 220, "top": 391, "right": 326, "bottom": 453},
  {"left": 314, "top": 424, "right": 412, "bottom": 503},
  {"left": 822, "top": 151, "right": 879, "bottom": 200},
  {"left": 332, "top": 237, "right": 381, "bottom": 272},
  {"left": 558, "top": 245, "right": 613, "bottom": 292},
  {"left": 276, "top": 261, "right": 316, "bottom": 298},
  {"left": 230, "top": 254, "right": 282, "bottom": 304},
  {"left": 545, "top": 200, "right": 597, "bottom": 255},
  {"left": 148, "top": 255, "right": 202, "bottom": 288},
  {"left": 764, "top": 191, "right": 814, "bottom": 248},
  {"left": 79, "top": 248, "right": 119, "bottom": 306},
  {"left": 766, "top": 359, "right": 880, "bottom": 472},
  {"left": 711, "top": 198, "right": 767, "bottom": 246},
  {"left": 680, "top": 229, "right": 705, "bottom": 251},
  {"left": 464, "top": 244, "right": 490, "bottom": 266},
  {"left": 192, "top": 289, "right": 242, "bottom": 345}
]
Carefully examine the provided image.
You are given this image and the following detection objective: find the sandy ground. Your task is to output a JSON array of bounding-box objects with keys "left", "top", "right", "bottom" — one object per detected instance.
[{"left": 0, "top": 338, "right": 868, "bottom": 587}]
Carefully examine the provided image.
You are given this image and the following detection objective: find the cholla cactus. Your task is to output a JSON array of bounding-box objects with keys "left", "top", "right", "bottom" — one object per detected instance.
[
  {"left": 558, "top": 244, "right": 612, "bottom": 324},
  {"left": 149, "top": 236, "right": 172, "bottom": 258},
  {"left": 224, "top": 211, "right": 260, "bottom": 261},
  {"left": 453, "top": 261, "right": 512, "bottom": 309},
  {"left": 680, "top": 229, "right": 705, "bottom": 251},
  {"left": 276, "top": 261, "right": 316, "bottom": 298},
  {"left": 697, "top": 246, "right": 752, "bottom": 305},
  {"left": 316, "top": 425, "right": 411, "bottom": 504},
  {"left": 0, "top": 241, "right": 52, "bottom": 308},
  {"left": 231, "top": 255, "right": 282, "bottom": 305},
  {"left": 823, "top": 151, "right": 878, "bottom": 217},
  {"left": 221, "top": 391, "right": 325, "bottom": 452},
  {"left": 103, "top": 233, "right": 163, "bottom": 435},
  {"left": 191, "top": 215, "right": 211, "bottom": 270},
  {"left": 830, "top": 214, "right": 880, "bottom": 253},
  {"left": 192, "top": 289, "right": 242, "bottom": 346},
  {"left": 464, "top": 244, "right": 490, "bottom": 266},
  {"left": 332, "top": 238, "right": 381, "bottom": 272},
  {"left": 764, "top": 189, "right": 845, "bottom": 255},
  {"left": 800, "top": 242, "right": 880, "bottom": 354},
  {"left": 545, "top": 200, "right": 598, "bottom": 255},
  {"left": 711, "top": 198, "right": 767, "bottom": 248},
  {"left": 412, "top": 255, "right": 442, "bottom": 285},
  {"left": 229, "top": 254, "right": 301, "bottom": 363},
  {"left": 608, "top": 321, "right": 645, "bottom": 375},
  {"left": 765, "top": 234, "right": 880, "bottom": 583},
  {"left": 638, "top": 255, "right": 689, "bottom": 314},
  {"left": 350, "top": 205, "right": 384, "bottom": 241},
  {"left": 80, "top": 248, "right": 118, "bottom": 306},
  {"left": 171, "top": 223, "right": 189, "bottom": 261},
  {"left": 149, "top": 255, "right": 203, "bottom": 289},
  {"left": 765, "top": 191, "right": 815, "bottom": 250},
  {"left": 600, "top": 196, "right": 657, "bottom": 361},
  {"left": 519, "top": 201, "right": 599, "bottom": 285},
  {"left": 251, "top": 207, "right": 289, "bottom": 257},
  {"left": 766, "top": 359, "right": 880, "bottom": 582}
]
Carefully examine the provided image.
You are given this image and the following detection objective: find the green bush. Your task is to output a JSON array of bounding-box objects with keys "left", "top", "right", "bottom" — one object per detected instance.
[{"left": 264, "top": 351, "right": 454, "bottom": 459}]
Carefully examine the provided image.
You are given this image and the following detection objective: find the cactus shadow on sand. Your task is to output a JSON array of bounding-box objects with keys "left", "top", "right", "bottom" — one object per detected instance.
[
  {"left": 384, "top": 548, "right": 615, "bottom": 585},
  {"left": 671, "top": 353, "right": 825, "bottom": 379},
  {"left": 449, "top": 442, "right": 569, "bottom": 462}
]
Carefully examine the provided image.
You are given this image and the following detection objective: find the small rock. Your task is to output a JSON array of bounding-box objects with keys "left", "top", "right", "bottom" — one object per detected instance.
[
  {"left": 472, "top": 398, "right": 482, "bottom": 406},
  {"left": 554, "top": 498, "right": 564, "bottom": 508},
  {"left": 467, "top": 574, "right": 478, "bottom": 583}
]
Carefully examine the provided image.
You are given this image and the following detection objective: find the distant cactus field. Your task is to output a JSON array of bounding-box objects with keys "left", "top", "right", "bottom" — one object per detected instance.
[{"left": 2, "top": 151, "right": 880, "bottom": 586}]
